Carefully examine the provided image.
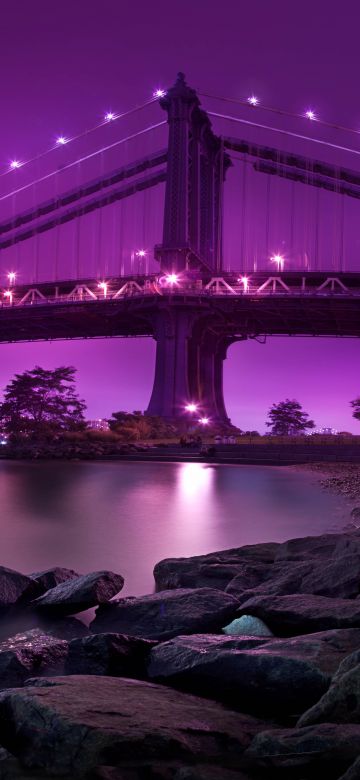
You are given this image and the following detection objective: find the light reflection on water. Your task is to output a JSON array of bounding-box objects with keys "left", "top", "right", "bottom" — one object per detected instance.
[{"left": 0, "top": 460, "right": 349, "bottom": 596}]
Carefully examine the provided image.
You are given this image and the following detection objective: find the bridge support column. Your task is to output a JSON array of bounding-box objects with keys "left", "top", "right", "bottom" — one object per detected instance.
[{"left": 146, "top": 309, "right": 232, "bottom": 423}]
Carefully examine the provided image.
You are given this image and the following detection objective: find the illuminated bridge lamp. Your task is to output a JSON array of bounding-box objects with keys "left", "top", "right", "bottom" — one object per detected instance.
[
  {"left": 166, "top": 273, "right": 179, "bottom": 285},
  {"left": 105, "top": 112, "right": 115, "bottom": 121},
  {"left": 185, "top": 403, "right": 198, "bottom": 413},
  {"left": 153, "top": 89, "right": 166, "bottom": 99},
  {"left": 305, "top": 109, "right": 316, "bottom": 121},
  {"left": 56, "top": 136, "right": 67, "bottom": 146},
  {"left": 248, "top": 96, "right": 258, "bottom": 106},
  {"left": 4, "top": 291, "right": 13, "bottom": 304},
  {"left": 10, "top": 160, "right": 21, "bottom": 170},
  {"left": 199, "top": 417, "right": 210, "bottom": 425},
  {"left": 239, "top": 276, "right": 249, "bottom": 292},
  {"left": 271, "top": 254, "right": 285, "bottom": 271},
  {"left": 136, "top": 250, "right": 146, "bottom": 258},
  {"left": 98, "top": 281, "right": 108, "bottom": 298},
  {"left": 8, "top": 272, "right": 16, "bottom": 285}
]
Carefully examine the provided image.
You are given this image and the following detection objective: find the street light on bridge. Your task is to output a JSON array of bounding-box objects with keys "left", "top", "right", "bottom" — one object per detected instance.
[
  {"left": 185, "top": 403, "right": 198, "bottom": 413},
  {"left": 98, "top": 282, "right": 108, "bottom": 298},
  {"left": 239, "top": 276, "right": 249, "bottom": 292},
  {"left": 7, "top": 272, "right": 16, "bottom": 285},
  {"left": 4, "top": 291, "right": 13, "bottom": 304},
  {"left": 271, "top": 254, "right": 285, "bottom": 272},
  {"left": 165, "top": 273, "right": 179, "bottom": 285},
  {"left": 199, "top": 417, "right": 210, "bottom": 425}
]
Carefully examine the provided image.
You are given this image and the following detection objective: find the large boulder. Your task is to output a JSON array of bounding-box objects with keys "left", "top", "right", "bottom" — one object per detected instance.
[
  {"left": 29, "top": 567, "right": 80, "bottom": 593},
  {"left": 90, "top": 588, "right": 239, "bottom": 641},
  {"left": 299, "top": 649, "right": 360, "bottom": 726},
  {"left": 0, "top": 566, "right": 41, "bottom": 614},
  {"left": 0, "top": 676, "right": 266, "bottom": 776},
  {"left": 225, "top": 560, "right": 313, "bottom": 601},
  {"left": 65, "top": 633, "right": 156, "bottom": 679},
  {"left": 299, "top": 554, "right": 360, "bottom": 599},
  {"left": 0, "top": 613, "right": 88, "bottom": 643},
  {"left": 148, "top": 629, "right": 360, "bottom": 718},
  {"left": 244, "top": 723, "right": 360, "bottom": 773},
  {"left": 32, "top": 571, "right": 124, "bottom": 616},
  {"left": 88, "top": 765, "right": 252, "bottom": 779},
  {"left": 153, "top": 543, "right": 279, "bottom": 590},
  {"left": 222, "top": 615, "right": 274, "bottom": 636},
  {"left": 0, "top": 629, "right": 68, "bottom": 688},
  {"left": 237, "top": 594, "right": 360, "bottom": 635}
]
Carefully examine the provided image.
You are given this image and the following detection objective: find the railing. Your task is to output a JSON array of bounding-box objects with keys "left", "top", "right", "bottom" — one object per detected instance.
[{"left": 1, "top": 273, "right": 360, "bottom": 309}]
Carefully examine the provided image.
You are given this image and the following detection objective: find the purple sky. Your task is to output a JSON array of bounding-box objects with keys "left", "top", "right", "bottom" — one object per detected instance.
[{"left": 1, "top": 0, "right": 360, "bottom": 433}]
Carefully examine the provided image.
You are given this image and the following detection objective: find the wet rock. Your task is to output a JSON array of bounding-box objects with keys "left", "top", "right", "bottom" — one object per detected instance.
[
  {"left": 238, "top": 593, "right": 360, "bottom": 635},
  {"left": 0, "top": 675, "right": 266, "bottom": 776},
  {"left": 148, "top": 629, "right": 360, "bottom": 718},
  {"left": 299, "top": 648, "right": 360, "bottom": 726},
  {"left": 225, "top": 560, "right": 313, "bottom": 601},
  {"left": 0, "top": 629, "right": 67, "bottom": 688},
  {"left": 244, "top": 723, "right": 360, "bottom": 773},
  {"left": 0, "top": 566, "right": 41, "bottom": 614},
  {"left": 153, "top": 544, "right": 279, "bottom": 590},
  {"left": 32, "top": 571, "right": 124, "bottom": 616},
  {"left": 222, "top": 615, "right": 274, "bottom": 636},
  {"left": 274, "top": 531, "right": 348, "bottom": 562},
  {"left": 90, "top": 588, "right": 239, "bottom": 641},
  {"left": 65, "top": 633, "right": 156, "bottom": 678},
  {"left": 29, "top": 567, "right": 80, "bottom": 593}
]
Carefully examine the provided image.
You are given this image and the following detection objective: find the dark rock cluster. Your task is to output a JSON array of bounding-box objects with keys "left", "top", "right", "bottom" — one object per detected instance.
[{"left": 0, "top": 530, "right": 359, "bottom": 777}]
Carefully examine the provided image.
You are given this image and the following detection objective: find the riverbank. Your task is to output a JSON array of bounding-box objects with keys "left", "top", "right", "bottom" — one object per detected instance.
[{"left": 293, "top": 463, "right": 360, "bottom": 528}]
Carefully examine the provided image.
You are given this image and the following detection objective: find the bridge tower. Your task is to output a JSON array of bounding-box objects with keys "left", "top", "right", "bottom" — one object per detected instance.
[{"left": 147, "top": 74, "right": 234, "bottom": 424}]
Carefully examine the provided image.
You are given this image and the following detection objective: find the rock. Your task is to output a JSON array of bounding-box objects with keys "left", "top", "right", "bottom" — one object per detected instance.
[
  {"left": 222, "top": 615, "right": 274, "bottom": 636},
  {"left": 153, "top": 543, "right": 279, "bottom": 590},
  {"left": 351, "top": 508, "right": 360, "bottom": 520},
  {"left": 244, "top": 723, "right": 360, "bottom": 772},
  {"left": 338, "top": 756, "right": 360, "bottom": 779},
  {"left": 299, "top": 648, "right": 360, "bottom": 726},
  {"left": 90, "top": 588, "right": 239, "bottom": 641},
  {"left": 238, "top": 593, "right": 360, "bottom": 635},
  {"left": 32, "top": 571, "right": 124, "bottom": 616},
  {"left": 0, "top": 566, "right": 41, "bottom": 614},
  {"left": 0, "top": 613, "right": 88, "bottom": 642},
  {"left": 0, "top": 629, "right": 68, "bottom": 688},
  {"left": 299, "top": 554, "right": 360, "bottom": 598},
  {"left": 148, "top": 629, "right": 360, "bottom": 718},
  {"left": 0, "top": 676, "right": 266, "bottom": 776},
  {"left": 225, "top": 560, "right": 312, "bottom": 600},
  {"left": 29, "top": 567, "right": 80, "bottom": 593},
  {"left": 87, "top": 764, "right": 251, "bottom": 779},
  {"left": 274, "top": 531, "right": 348, "bottom": 562},
  {"left": 65, "top": 633, "right": 156, "bottom": 678}
]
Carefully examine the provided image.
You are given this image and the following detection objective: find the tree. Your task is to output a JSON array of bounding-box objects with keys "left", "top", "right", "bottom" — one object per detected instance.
[
  {"left": 351, "top": 397, "right": 360, "bottom": 422},
  {"left": 108, "top": 411, "right": 176, "bottom": 440},
  {"left": 0, "top": 366, "right": 86, "bottom": 439},
  {"left": 266, "top": 399, "right": 315, "bottom": 436}
]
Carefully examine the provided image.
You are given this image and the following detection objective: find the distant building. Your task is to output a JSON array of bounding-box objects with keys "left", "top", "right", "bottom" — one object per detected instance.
[
  {"left": 87, "top": 419, "right": 109, "bottom": 431},
  {"left": 307, "top": 427, "right": 338, "bottom": 436}
]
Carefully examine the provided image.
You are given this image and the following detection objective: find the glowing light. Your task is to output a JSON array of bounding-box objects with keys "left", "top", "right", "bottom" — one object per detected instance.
[
  {"left": 271, "top": 253, "right": 285, "bottom": 271},
  {"left": 10, "top": 160, "right": 21, "bottom": 169},
  {"left": 199, "top": 417, "right": 210, "bottom": 425},
  {"left": 185, "top": 403, "right": 198, "bottom": 413},
  {"left": 239, "top": 275, "right": 249, "bottom": 292},
  {"left": 165, "top": 273, "right": 179, "bottom": 285},
  {"left": 4, "top": 291, "right": 13, "bottom": 304},
  {"left": 136, "top": 250, "right": 146, "bottom": 258},
  {"left": 98, "top": 281, "right": 108, "bottom": 298},
  {"left": 7, "top": 272, "right": 16, "bottom": 284},
  {"left": 248, "top": 96, "right": 258, "bottom": 106},
  {"left": 105, "top": 112, "right": 115, "bottom": 121},
  {"left": 56, "top": 136, "right": 67, "bottom": 145},
  {"left": 305, "top": 109, "right": 316, "bottom": 121},
  {"left": 153, "top": 89, "right": 166, "bottom": 99}
]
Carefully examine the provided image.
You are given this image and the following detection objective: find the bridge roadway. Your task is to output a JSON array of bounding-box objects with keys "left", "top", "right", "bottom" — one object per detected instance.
[{"left": 0, "top": 271, "right": 360, "bottom": 343}]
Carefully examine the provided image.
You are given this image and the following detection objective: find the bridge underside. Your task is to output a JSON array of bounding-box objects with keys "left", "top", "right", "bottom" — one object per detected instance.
[{"left": 0, "top": 294, "right": 359, "bottom": 423}]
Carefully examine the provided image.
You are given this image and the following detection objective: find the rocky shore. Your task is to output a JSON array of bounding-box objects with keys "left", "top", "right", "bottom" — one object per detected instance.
[
  {"left": 296, "top": 463, "right": 360, "bottom": 527},
  {"left": 0, "top": 531, "right": 360, "bottom": 777}
]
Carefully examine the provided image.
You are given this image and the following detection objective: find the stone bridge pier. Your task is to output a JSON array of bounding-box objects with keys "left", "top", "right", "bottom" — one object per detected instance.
[{"left": 146, "top": 306, "right": 238, "bottom": 423}]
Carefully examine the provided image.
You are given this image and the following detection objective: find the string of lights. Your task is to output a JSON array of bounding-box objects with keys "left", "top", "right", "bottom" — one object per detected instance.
[
  {"left": 0, "top": 121, "right": 167, "bottom": 203},
  {"left": 208, "top": 110, "right": 360, "bottom": 160},
  {"left": 1, "top": 89, "right": 166, "bottom": 179},
  {"left": 199, "top": 90, "right": 360, "bottom": 139}
]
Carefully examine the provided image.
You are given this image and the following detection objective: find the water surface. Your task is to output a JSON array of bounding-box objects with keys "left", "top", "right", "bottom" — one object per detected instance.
[{"left": 0, "top": 461, "right": 348, "bottom": 596}]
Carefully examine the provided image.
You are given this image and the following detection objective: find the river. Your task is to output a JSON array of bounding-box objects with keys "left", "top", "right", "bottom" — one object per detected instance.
[{"left": 0, "top": 460, "right": 349, "bottom": 596}]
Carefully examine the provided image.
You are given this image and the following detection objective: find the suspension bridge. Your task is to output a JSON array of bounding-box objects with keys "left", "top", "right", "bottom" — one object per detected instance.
[{"left": 1, "top": 73, "right": 360, "bottom": 422}]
